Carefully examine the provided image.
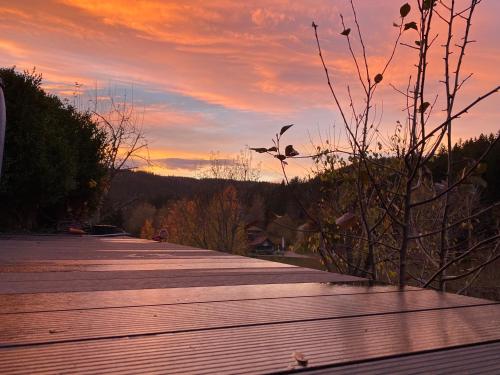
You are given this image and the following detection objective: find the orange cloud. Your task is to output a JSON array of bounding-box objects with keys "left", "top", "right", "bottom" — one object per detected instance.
[{"left": 0, "top": 39, "right": 28, "bottom": 58}]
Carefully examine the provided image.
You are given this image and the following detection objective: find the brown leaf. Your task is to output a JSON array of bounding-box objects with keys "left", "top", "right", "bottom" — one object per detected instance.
[
  {"left": 400, "top": 3, "right": 411, "bottom": 18},
  {"left": 418, "top": 101, "right": 430, "bottom": 113},
  {"left": 285, "top": 145, "right": 299, "bottom": 157},
  {"left": 404, "top": 21, "right": 418, "bottom": 31},
  {"left": 279, "top": 124, "right": 294, "bottom": 136},
  {"left": 292, "top": 351, "right": 309, "bottom": 367},
  {"left": 250, "top": 147, "right": 268, "bottom": 153},
  {"left": 423, "top": 0, "right": 437, "bottom": 10}
]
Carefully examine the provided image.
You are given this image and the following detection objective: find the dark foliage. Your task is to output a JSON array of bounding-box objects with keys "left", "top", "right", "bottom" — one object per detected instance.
[
  {"left": 429, "top": 132, "right": 500, "bottom": 202},
  {"left": 0, "top": 68, "right": 107, "bottom": 230}
]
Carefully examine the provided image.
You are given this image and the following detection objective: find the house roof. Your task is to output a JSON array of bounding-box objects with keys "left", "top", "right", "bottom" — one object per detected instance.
[{"left": 248, "top": 234, "right": 273, "bottom": 246}]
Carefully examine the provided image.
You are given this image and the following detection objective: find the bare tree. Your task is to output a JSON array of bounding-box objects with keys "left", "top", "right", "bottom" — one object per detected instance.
[
  {"left": 86, "top": 87, "right": 150, "bottom": 222},
  {"left": 92, "top": 95, "right": 150, "bottom": 180},
  {"left": 70, "top": 82, "right": 150, "bottom": 181},
  {"left": 198, "top": 147, "right": 261, "bottom": 182},
  {"left": 252, "top": 0, "right": 499, "bottom": 294}
]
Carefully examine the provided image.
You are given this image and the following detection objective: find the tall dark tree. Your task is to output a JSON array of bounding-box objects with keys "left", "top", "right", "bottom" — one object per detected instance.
[{"left": 0, "top": 68, "right": 107, "bottom": 230}]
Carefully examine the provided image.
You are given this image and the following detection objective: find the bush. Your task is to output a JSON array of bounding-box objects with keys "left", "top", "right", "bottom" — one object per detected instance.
[{"left": 0, "top": 68, "right": 107, "bottom": 230}]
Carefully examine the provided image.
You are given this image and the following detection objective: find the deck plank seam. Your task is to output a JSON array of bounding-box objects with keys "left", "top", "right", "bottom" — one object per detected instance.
[
  {"left": 0, "top": 280, "right": 371, "bottom": 295},
  {"left": 0, "top": 270, "right": 338, "bottom": 284},
  {"left": 0, "top": 288, "right": 427, "bottom": 315},
  {"left": 1, "top": 301, "right": 497, "bottom": 350}
]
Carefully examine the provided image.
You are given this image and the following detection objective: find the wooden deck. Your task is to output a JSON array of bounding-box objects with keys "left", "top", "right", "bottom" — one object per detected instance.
[{"left": 0, "top": 235, "right": 499, "bottom": 374}]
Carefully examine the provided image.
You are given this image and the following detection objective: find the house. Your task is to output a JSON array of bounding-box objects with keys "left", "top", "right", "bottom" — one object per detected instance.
[
  {"left": 248, "top": 234, "right": 276, "bottom": 255},
  {"left": 245, "top": 224, "right": 277, "bottom": 255}
]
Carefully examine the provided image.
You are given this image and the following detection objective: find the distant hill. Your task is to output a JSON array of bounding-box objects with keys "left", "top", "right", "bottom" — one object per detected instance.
[
  {"left": 108, "top": 171, "right": 284, "bottom": 203},
  {"left": 105, "top": 132, "right": 499, "bottom": 229},
  {"left": 105, "top": 171, "right": 307, "bottom": 219}
]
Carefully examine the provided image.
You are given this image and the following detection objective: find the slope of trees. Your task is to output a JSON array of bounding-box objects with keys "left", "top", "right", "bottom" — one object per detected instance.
[
  {"left": 102, "top": 171, "right": 288, "bottom": 222},
  {"left": 0, "top": 68, "right": 107, "bottom": 230}
]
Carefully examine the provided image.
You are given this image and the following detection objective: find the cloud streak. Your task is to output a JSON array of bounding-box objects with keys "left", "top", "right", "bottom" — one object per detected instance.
[{"left": 154, "top": 157, "right": 233, "bottom": 171}]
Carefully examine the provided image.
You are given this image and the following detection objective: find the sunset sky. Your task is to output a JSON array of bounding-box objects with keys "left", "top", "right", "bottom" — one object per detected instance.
[{"left": 1, "top": 0, "right": 498, "bottom": 180}]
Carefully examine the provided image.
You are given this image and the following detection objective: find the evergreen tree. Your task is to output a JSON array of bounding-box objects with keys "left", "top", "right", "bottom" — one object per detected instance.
[{"left": 0, "top": 68, "right": 107, "bottom": 230}]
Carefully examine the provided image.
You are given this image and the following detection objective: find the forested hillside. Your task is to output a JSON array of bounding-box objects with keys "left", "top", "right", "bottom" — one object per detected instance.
[
  {"left": 103, "top": 171, "right": 307, "bottom": 233},
  {"left": 105, "top": 132, "right": 499, "bottom": 240}
]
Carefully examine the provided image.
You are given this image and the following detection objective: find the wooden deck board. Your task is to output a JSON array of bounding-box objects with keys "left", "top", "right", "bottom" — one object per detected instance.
[
  {"left": 1, "top": 305, "right": 499, "bottom": 374},
  {"left": 1, "top": 290, "right": 492, "bottom": 346},
  {"left": 0, "top": 271, "right": 363, "bottom": 294},
  {"left": 1, "top": 235, "right": 499, "bottom": 373},
  {"left": 0, "top": 283, "right": 420, "bottom": 314},
  {"left": 303, "top": 341, "right": 500, "bottom": 374},
  {"left": 0, "top": 262, "right": 296, "bottom": 273}
]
